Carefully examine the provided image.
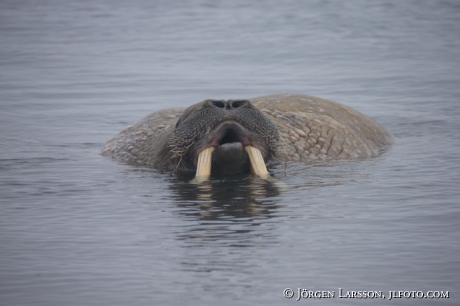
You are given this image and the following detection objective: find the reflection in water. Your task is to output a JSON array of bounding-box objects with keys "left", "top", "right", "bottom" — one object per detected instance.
[
  {"left": 165, "top": 162, "right": 366, "bottom": 277},
  {"left": 170, "top": 173, "right": 282, "bottom": 221},
  {"left": 168, "top": 174, "right": 285, "bottom": 275},
  {"left": 167, "top": 174, "right": 283, "bottom": 251},
  {"left": 165, "top": 160, "right": 363, "bottom": 251}
]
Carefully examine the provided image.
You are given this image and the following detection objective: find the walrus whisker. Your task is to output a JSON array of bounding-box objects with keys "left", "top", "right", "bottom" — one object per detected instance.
[{"left": 173, "top": 153, "right": 184, "bottom": 173}]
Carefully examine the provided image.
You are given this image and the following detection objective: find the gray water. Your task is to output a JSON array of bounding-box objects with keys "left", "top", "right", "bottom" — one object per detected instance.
[{"left": 1, "top": 0, "right": 459, "bottom": 305}]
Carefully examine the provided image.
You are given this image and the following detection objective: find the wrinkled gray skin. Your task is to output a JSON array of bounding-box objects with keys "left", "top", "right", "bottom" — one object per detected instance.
[{"left": 101, "top": 94, "right": 393, "bottom": 173}]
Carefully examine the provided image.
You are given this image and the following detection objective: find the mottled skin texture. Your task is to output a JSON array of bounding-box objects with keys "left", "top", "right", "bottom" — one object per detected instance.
[{"left": 101, "top": 94, "right": 393, "bottom": 171}]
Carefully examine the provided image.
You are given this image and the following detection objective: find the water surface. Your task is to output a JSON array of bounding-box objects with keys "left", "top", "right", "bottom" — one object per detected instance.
[{"left": 1, "top": 0, "right": 459, "bottom": 305}]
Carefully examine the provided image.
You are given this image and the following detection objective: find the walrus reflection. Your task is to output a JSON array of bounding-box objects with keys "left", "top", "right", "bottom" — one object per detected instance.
[{"left": 172, "top": 174, "right": 282, "bottom": 221}]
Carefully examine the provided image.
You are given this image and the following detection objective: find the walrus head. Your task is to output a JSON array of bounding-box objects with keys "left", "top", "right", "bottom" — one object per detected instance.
[{"left": 170, "top": 99, "right": 281, "bottom": 179}]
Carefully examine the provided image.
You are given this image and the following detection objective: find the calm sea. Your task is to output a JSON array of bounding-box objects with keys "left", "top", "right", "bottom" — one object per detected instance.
[{"left": 1, "top": 0, "right": 459, "bottom": 305}]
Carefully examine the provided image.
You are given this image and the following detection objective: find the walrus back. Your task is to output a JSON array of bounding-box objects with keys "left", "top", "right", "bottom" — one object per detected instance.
[
  {"left": 251, "top": 94, "right": 393, "bottom": 161},
  {"left": 101, "top": 107, "right": 184, "bottom": 168}
]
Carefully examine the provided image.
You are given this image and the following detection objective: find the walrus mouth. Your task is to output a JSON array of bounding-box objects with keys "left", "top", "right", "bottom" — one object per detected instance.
[
  {"left": 194, "top": 122, "right": 269, "bottom": 181},
  {"left": 195, "top": 145, "right": 268, "bottom": 180}
]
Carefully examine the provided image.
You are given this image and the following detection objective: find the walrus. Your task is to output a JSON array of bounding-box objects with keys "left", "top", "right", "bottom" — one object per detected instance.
[{"left": 101, "top": 94, "right": 393, "bottom": 180}]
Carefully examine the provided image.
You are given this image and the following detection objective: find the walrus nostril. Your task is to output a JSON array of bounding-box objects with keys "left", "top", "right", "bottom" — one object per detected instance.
[
  {"left": 211, "top": 100, "right": 225, "bottom": 108},
  {"left": 231, "top": 100, "right": 247, "bottom": 109}
]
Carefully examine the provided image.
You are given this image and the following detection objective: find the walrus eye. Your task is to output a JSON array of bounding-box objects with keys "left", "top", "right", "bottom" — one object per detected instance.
[
  {"left": 231, "top": 100, "right": 247, "bottom": 109},
  {"left": 211, "top": 100, "right": 225, "bottom": 108}
]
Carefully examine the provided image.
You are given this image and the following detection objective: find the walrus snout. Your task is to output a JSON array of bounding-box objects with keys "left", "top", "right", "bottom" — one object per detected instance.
[{"left": 168, "top": 97, "right": 279, "bottom": 180}]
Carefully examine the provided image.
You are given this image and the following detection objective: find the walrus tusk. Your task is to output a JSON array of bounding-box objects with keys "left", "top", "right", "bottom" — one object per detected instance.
[
  {"left": 245, "top": 145, "right": 270, "bottom": 179},
  {"left": 195, "top": 147, "right": 215, "bottom": 178},
  {"left": 193, "top": 145, "right": 285, "bottom": 188},
  {"left": 245, "top": 146, "right": 286, "bottom": 189}
]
